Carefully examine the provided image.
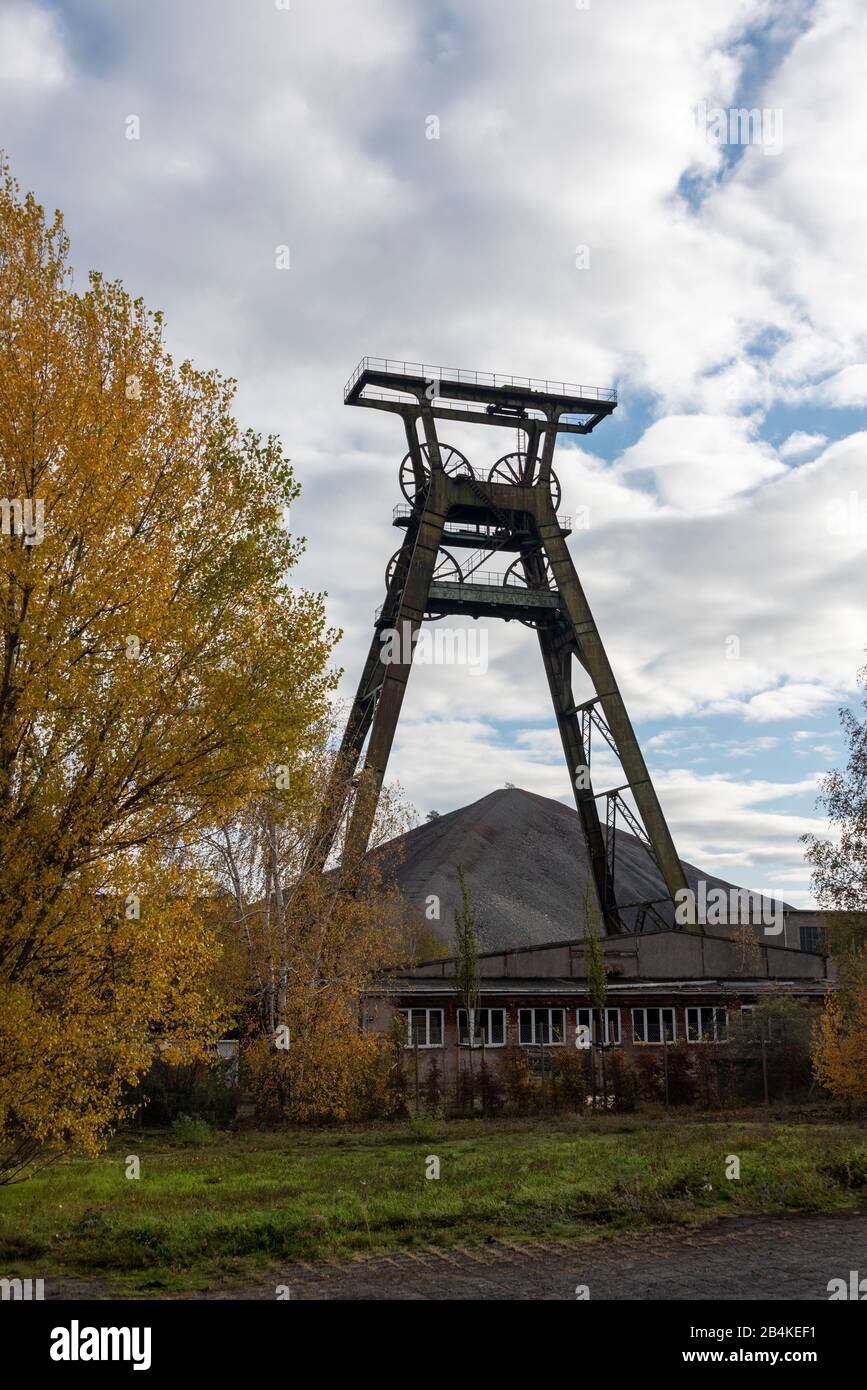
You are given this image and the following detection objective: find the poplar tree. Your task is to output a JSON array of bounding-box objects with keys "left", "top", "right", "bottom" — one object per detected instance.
[
  {"left": 803, "top": 661, "right": 867, "bottom": 1104},
  {"left": 0, "top": 160, "right": 336, "bottom": 1176},
  {"left": 454, "top": 866, "right": 481, "bottom": 1107}
]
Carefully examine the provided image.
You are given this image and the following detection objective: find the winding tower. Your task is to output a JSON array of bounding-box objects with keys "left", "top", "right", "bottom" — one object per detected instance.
[{"left": 320, "top": 358, "right": 690, "bottom": 934}]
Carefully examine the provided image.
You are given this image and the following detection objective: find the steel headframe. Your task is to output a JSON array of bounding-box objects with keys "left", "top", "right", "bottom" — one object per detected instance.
[{"left": 311, "top": 361, "right": 693, "bottom": 937}]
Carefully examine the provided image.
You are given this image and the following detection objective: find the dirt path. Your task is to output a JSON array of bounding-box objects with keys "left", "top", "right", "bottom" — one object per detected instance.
[{"left": 47, "top": 1210, "right": 867, "bottom": 1301}]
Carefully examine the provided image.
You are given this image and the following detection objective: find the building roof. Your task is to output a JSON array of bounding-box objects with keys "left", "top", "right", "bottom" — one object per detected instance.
[{"left": 374, "top": 975, "right": 828, "bottom": 999}]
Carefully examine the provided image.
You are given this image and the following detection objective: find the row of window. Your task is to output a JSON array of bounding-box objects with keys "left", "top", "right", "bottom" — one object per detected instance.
[{"left": 399, "top": 1004, "right": 742, "bottom": 1049}]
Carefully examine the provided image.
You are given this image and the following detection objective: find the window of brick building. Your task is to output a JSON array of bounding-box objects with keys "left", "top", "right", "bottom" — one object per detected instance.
[
  {"left": 631, "top": 1007, "right": 676, "bottom": 1044},
  {"left": 686, "top": 1006, "right": 728, "bottom": 1042},
  {"left": 518, "top": 1008, "right": 566, "bottom": 1045},
  {"left": 576, "top": 1007, "right": 621, "bottom": 1045},
  {"left": 457, "top": 1008, "right": 506, "bottom": 1047},
  {"left": 397, "top": 1008, "right": 444, "bottom": 1048}
]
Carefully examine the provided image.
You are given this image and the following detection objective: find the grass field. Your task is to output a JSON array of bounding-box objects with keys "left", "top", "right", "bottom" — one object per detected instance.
[{"left": 1, "top": 1113, "right": 865, "bottom": 1294}]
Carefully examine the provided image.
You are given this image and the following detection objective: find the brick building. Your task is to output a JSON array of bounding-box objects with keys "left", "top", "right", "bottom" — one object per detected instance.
[{"left": 366, "top": 913, "right": 835, "bottom": 1088}]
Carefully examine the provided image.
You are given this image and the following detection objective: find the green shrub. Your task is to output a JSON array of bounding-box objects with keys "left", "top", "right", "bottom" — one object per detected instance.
[
  {"left": 634, "top": 1051, "right": 664, "bottom": 1102},
  {"left": 821, "top": 1149, "right": 867, "bottom": 1188},
  {"left": 608, "top": 1052, "right": 639, "bottom": 1112},
  {"left": 666, "top": 1043, "right": 697, "bottom": 1106},
  {"left": 500, "top": 1045, "right": 537, "bottom": 1115},
  {"left": 553, "top": 1048, "right": 588, "bottom": 1112},
  {"left": 126, "top": 1056, "right": 239, "bottom": 1127},
  {"left": 478, "top": 1056, "right": 504, "bottom": 1117},
  {"left": 422, "top": 1056, "right": 443, "bottom": 1115},
  {"left": 170, "top": 1113, "right": 215, "bottom": 1145}
]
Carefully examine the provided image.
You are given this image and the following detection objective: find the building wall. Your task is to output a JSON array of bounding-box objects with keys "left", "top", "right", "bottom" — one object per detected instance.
[
  {"left": 370, "top": 987, "right": 824, "bottom": 1088},
  {"left": 387, "top": 925, "right": 836, "bottom": 1091}
]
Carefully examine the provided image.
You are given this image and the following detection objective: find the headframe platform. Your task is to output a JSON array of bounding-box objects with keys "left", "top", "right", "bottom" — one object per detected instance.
[{"left": 345, "top": 357, "right": 617, "bottom": 435}]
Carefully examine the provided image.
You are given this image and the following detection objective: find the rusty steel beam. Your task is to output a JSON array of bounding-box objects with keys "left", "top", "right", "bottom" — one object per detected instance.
[
  {"left": 534, "top": 494, "right": 691, "bottom": 915},
  {"left": 339, "top": 461, "right": 448, "bottom": 880}
]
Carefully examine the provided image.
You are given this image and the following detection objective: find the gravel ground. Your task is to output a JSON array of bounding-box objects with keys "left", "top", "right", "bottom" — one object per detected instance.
[{"left": 44, "top": 1210, "right": 867, "bottom": 1301}]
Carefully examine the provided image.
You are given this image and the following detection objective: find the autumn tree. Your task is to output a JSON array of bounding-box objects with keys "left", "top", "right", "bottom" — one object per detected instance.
[
  {"left": 0, "top": 159, "right": 336, "bottom": 1177},
  {"left": 454, "top": 865, "right": 481, "bottom": 1110},
  {"left": 454, "top": 866, "right": 480, "bottom": 1028},
  {"left": 803, "top": 660, "right": 867, "bottom": 912},
  {"left": 811, "top": 915, "right": 867, "bottom": 1108},
  {"left": 232, "top": 859, "right": 413, "bottom": 1123},
  {"left": 577, "top": 876, "right": 609, "bottom": 1107},
  {"left": 802, "top": 662, "right": 867, "bottom": 1106},
  {"left": 813, "top": 986, "right": 867, "bottom": 1108},
  {"left": 205, "top": 721, "right": 420, "bottom": 1121}
]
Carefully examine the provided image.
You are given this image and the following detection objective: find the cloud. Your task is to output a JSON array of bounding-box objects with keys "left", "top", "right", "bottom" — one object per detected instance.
[
  {"left": 778, "top": 430, "right": 827, "bottom": 459},
  {"left": 740, "top": 683, "right": 841, "bottom": 722},
  {"left": 3, "top": 0, "right": 865, "bottom": 906},
  {"left": 0, "top": 4, "right": 67, "bottom": 87},
  {"left": 615, "top": 414, "right": 784, "bottom": 512},
  {"left": 815, "top": 365, "right": 867, "bottom": 407},
  {"left": 652, "top": 764, "right": 826, "bottom": 895}
]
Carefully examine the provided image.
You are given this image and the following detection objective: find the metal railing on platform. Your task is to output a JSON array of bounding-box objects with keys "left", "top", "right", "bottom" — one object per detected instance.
[
  {"left": 391, "top": 504, "right": 572, "bottom": 531},
  {"left": 346, "top": 356, "right": 617, "bottom": 404},
  {"left": 433, "top": 570, "right": 553, "bottom": 591}
]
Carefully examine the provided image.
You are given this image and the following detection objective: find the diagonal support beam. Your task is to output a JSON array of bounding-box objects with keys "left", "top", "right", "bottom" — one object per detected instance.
[
  {"left": 534, "top": 505, "right": 691, "bottom": 915},
  {"left": 340, "top": 458, "right": 448, "bottom": 880},
  {"left": 535, "top": 615, "right": 618, "bottom": 932}
]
